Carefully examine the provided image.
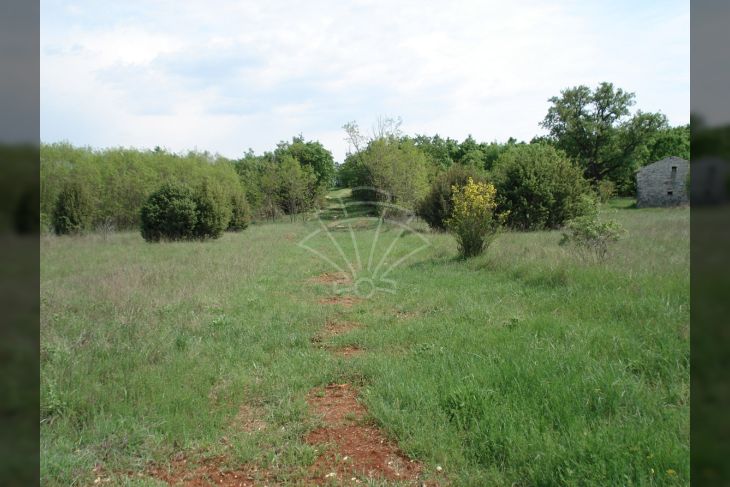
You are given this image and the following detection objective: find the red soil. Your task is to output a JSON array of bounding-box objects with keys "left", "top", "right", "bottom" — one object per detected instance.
[
  {"left": 304, "top": 384, "right": 423, "bottom": 485},
  {"left": 145, "top": 455, "right": 276, "bottom": 486}
]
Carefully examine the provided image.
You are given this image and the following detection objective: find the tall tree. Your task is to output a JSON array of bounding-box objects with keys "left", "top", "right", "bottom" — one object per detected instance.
[{"left": 540, "top": 82, "right": 668, "bottom": 187}]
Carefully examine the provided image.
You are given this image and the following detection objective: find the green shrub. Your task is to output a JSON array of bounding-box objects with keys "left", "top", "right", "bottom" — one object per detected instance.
[
  {"left": 418, "top": 164, "right": 486, "bottom": 230},
  {"left": 492, "top": 144, "right": 590, "bottom": 230},
  {"left": 596, "top": 180, "right": 616, "bottom": 203},
  {"left": 140, "top": 183, "right": 199, "bottom": 242},
  {"left": 560, "top": 197, "right": 625, "bottom": 261},
  {"left": 446, "top": 177, "right": 504, "bottom": 258},
  {"left": 194, "top": 181, "right": 231, "bottom": 239},
  {"left": 228, "top": 191, "right": 251, "bottom": 231},
  {"left": 52, "top": 181, "right": 93, "bottom": 235}
]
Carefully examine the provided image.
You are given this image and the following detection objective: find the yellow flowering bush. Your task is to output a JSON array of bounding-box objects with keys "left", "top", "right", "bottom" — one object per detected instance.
[{"left": 445, "top": 177, "right": 505, "bottom": 258}]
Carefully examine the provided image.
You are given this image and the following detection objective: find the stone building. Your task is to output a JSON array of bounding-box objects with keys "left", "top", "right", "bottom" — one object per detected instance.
[{"left": 636, "top": 156, "right": 689, "bottom": 207}]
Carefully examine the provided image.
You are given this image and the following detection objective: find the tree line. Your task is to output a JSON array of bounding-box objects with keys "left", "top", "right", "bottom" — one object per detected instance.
[{"left": 40, "top": 82, "right": 689, "bottom": 236}]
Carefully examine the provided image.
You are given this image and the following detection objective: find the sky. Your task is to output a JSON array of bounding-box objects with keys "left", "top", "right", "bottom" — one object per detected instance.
[{"left": 40, "top": 0, "right": 690, "bottom": 162}]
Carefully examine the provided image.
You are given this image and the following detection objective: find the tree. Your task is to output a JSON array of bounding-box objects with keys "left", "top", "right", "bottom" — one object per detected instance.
[
  {"left": 540, "top": 82, "right": 668, "bottom": 186},
  {"left": 258, "top": 162, "right": 282, "bottom": 222},
  {"left": 228, "top": 190, "right": 251, "bottom": 231},
  {"left": 341, "top": 118, "right": 430, "bottom": 211},
  {"left": 277, "top": 154, "right": 319, "bottom": 219},
  {"left": 412, "top": 134, "right": 459, "bottom": 169},
  {"left": 357, "top": 138, "right": 430, "bottom": 212},
  {"left": 275, "top": 136, "right": 336, "bottom": 188}
]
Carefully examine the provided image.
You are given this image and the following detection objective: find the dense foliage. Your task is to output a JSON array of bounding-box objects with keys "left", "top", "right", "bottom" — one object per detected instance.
[
  {"left": 41, "top": 139, "right": 334, "bottom": 231},
  {"left": 193, "top": 182, "right": 231, "bottom": 240},
  {"left": 52, "top": 181, "right": 93, "bottom": 235},
  {"left": 339, "top": 121, "right": 431, "bottom": 213},
  {"left": 274, "top": 136, "right": 336, "bottom": 188},
  {"left": 492, "top": 144, "right": 590, "bottom": 230},
  {"left": 446, "top": 177, "right": 503, "bottom": 258},
  {"left": 418, "top": 164, "right": 487, "bottom": 230},
  {"left": 140, "top": 183, "right": 199, "bottom": 242},
  {"left": 41, "top": 143, "right": 245, "bottom": 231},
  {"left": 227, "top": 192, "right": 251, "bottom": 231},
  {"left": 139, "top": 181, "right": 233, "bottom": 242},
  {"left": 40, "top": 83, "right": 689, "bottom": 236}
]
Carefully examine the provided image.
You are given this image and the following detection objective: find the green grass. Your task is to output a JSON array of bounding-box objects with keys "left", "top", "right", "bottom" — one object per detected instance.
[{"left": 40, "top": 198, "right": 689, "bottom": 486}]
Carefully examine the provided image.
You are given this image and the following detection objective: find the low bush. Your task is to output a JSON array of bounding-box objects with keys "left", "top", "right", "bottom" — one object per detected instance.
[
  {"left": 418, "top": 164, "right": 487, "bottom": 230},
  {"left": 560, "top": 196, "right": 625, "bottom": 261},
  {"left": 446, "top": 177, "right": 504, "bottom": 258},
  {"left": 492, "top": 144, "right": 590, "bottom": 230},
  {"left": 52, "top": 181, "right": 93, "bottom": 235},
  {"left": 140, "top": 183, "right": 199, "bottom": 242}
]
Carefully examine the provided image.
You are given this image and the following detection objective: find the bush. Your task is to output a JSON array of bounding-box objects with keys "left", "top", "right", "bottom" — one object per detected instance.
[
  {"left": 492, "top": 144, "right": 590, "bottom": 230},
  {"left": 596, "top": 180, "right": 616, "bottom": 203},
  {"left": 194, "top": 181, "right": 231, "bottom": 239},
  {"left": 140, "top": 183, "right": 199, "bottom": 242},
  {"left": 446, "top": 177, "right": 504, "bottom": 258},
  {"left": 228, "top": 191, "right": 251, "bottom": 231},
  {"left": 52, "top": 181, "right": 93, "bottom": 235},
  {"left": 560, "top": 196, "right": 624, "bottom": 261},
  {"left": 418, "top": 164, "right": 487, "bottom": 230}
]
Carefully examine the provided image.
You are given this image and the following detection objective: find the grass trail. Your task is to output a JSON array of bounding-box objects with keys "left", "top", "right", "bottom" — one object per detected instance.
[{"left": 40, "top": 200, "right": 689, "bottom": 486}]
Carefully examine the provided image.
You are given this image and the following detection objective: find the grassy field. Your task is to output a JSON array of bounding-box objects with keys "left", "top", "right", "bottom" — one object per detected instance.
[{"left": 41, "top": 196, "right": 689, "bottom": 486}]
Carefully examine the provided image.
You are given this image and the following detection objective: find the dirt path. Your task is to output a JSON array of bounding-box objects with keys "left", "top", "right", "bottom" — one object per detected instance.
[
  {"left": 140, "top": 276, "right": 429, "bottom": 486},
  {"left": 305, "top": 384, "right": 422, "bottom": 485}
]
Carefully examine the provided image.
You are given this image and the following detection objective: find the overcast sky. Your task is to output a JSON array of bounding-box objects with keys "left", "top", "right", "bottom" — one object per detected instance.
[{"left": 40, "top": 0, "right": 689, "bottom": 162}]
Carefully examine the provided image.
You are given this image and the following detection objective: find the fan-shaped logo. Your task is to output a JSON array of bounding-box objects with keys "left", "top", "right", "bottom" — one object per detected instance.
[{"left": 298, "top": 187, "right": 430, "bottom": 298}]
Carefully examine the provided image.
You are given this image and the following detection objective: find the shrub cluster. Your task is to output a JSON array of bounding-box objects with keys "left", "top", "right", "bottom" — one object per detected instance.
[
  {"left": 446, "top": 177, "right": 504, "bottom": 258},
  {"left": 140, "top": 182, "right": 242, "bottom": 242},
  {"left": 418, "top": 164, "right": 486, "bottom": 230},
  {"left": 41, "top": 143, "right": 246, "bottom": 230},
  {"left": 52, "top": 181, "right": 93, "bottom": 235},
  {"left": 491, "top": 144, "right": 590, "bottom": 230}
]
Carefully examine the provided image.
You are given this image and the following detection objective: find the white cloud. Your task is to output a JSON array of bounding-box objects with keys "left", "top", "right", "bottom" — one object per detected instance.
[{"left": 40, "top": 0, "right": 690, "bottom": 161}]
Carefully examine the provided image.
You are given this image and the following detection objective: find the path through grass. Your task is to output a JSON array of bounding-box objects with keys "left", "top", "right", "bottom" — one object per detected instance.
[{"left": 41, "top": 200, "right": 689, "bottom": 485}]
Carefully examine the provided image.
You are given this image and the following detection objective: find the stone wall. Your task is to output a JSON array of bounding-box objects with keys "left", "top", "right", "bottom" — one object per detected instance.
[{"left": 636, "top": 157, "right": 689, "bottom": 207}]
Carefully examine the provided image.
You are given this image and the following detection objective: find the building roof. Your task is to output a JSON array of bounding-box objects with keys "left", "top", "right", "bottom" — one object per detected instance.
[{"left": 637, "top": 156, "right": 688, "bottom": 174}]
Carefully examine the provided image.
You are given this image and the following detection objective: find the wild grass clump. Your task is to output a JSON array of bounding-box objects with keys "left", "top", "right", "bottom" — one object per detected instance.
[{"left": 446, "top": 177, "right": 504, "bottom": 258}]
